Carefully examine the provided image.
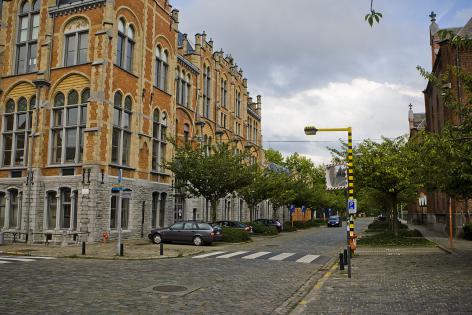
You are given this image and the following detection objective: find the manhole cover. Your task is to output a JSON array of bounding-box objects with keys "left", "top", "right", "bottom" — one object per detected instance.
[{"left": 153, "top": 285, "right": 188, "bottom": 293}]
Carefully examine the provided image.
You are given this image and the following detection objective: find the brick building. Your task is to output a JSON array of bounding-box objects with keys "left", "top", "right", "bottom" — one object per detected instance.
[
  {"left": 409, "top": 13, "right": 472, "bottom": 234},
  {"left": 0, "top": 0, "right": 264, "bottom": 242}
]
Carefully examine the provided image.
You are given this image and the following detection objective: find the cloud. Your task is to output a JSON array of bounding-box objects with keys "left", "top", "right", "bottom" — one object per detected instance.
[{"left": 262, "top": 78, "right": 423, "bottom": 164}]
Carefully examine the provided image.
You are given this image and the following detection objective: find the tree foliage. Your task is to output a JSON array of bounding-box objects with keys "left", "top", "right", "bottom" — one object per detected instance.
[{"left": 365, "top": 0, "right": 382, "bottom": 27}]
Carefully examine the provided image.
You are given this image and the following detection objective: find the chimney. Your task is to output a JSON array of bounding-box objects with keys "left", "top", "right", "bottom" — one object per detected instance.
[
  {"left": 429, "top": 11, "right": 440, "bottom": 66},
  {"left": 182, "top": 33, "right": 188, "bottom": 52},
  {"left": 172, "top": 9, "right": 179, "bottom": 32},
  {"left": 256, "top": 95, "right": 262, "bottom": 116},
  {"left": 202, "top": 31, "right": 207, "bottom": 44},
  {"left": 195, "top": 33, "right": 202, "bottom": 53},
  {"left": 408, "top": 103, "right": 414, "bottom": 130}
]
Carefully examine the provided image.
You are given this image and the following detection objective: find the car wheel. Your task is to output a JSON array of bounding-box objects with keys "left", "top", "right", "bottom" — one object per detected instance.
[
  {"left": 193, "top": 236, "right": 203, "bottom": 246},
  {"left": 152, "top": 233, "right": 162, "bottom": 244}
]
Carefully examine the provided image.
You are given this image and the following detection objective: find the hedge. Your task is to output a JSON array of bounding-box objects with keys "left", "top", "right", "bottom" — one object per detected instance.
[
  {"left": 251, "top": 223, "right": 278, "bottom": 235},
  {"left": 221, "top": 227, "right": 251, "bottom": 242}
]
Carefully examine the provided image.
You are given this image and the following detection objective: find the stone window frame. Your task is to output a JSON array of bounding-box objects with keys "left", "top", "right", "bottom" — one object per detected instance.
[
  {"left": 183, "top": 123, "right": 190, "bottom": 144},
  {"left": 49, "top": 88, "right": 89, "bottom": 165},
  {"left": 111, "top": 91, "right": 132, "bottom": 166},
  {"left": 220, "top": 76, "right": 228, "bottom": 109},
  {"left": 63, "top": 17, "right": 90, "bottom": 67},
  {"left": 1, "top": 96, "right": 35, "bottom": 168},
  {"left": 116, "top": 17, "right": 135, "bottom": 73},
  {"left": 43, "top": 188, "right": 78, "bottom": 232},
  {"left": 175, "top": 67, "right": 191, "bottom": 107},
  {"left": 109, "top": 189, "right": 131, "bottom": 231},
  {"left": 235, "top": 89, "right": 241, "bottom": 118},
  {"left": 151, "top": 108, "right": 167, "bottom": 173},
  {"left": 15, "top": 0, "right": 41, "bottom": 74},
  {"left": 155, "top": 46, "right": 169, "bottom": 92},
  {"left": 202, "top": 65, "right": 211, "bottom": 119},
  {"left": 1, "top": 188, "right": 22, "bottom": 230}
]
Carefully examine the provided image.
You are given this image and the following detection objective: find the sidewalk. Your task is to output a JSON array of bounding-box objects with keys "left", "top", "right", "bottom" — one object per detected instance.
[
  {"left": 0, "top": 238, "right": 249, "bottom": 259},
  {"left": 0, "top": 233, "right": 281, "bottom": 260},
  {"left": 410, "top": 223, "right": 472, "bottom": 256},
  {"left": 291, "top": 226, "right": 472, "bottom": 314}
]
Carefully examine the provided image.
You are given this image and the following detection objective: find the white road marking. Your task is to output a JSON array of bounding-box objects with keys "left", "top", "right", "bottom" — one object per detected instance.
[
  {"left": 11, "top": 256, "right": 56, "bottom": 260},
  {"left": 269, "top": 252, "right": 296, "bottom": 261},
  {"left": 0, "top": 261, "right": 11, "bottom": 264},
  {"left": 242, "top": 251, "right": 272, "bottom": 259},
  {"left": 216, "top": 251, "right": 249, "bottom": 259},
  {"left": 0, "top": 257, "right": 36, "bottom": 262},
  {"left": 193, "top": 251, "right": 226, "bottom": 258},
  {"left": 295, "top": 255, "right": 320, "bottom": 264}
]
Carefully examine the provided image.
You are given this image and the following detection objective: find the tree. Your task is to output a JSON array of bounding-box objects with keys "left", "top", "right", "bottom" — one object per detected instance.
[
  {"left": 167, "top": 142, "right": 252, "bottom": 223},
  {"left": 365, "top": 0, "right": 382, "bottom": 27},
  {"left": 353, "top": 137, "right": 420, "bottom": 235},
  {"left": 264, "top": 148, "right": 284, "bottom": 165},
  {"left": 237, "top": 165, "right": 272, "bottom": 222}
]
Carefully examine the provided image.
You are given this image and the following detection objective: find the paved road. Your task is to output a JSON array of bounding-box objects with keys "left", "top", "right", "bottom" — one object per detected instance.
[{"left": 0, "top": 219, "right": 371, "bottom": 314}]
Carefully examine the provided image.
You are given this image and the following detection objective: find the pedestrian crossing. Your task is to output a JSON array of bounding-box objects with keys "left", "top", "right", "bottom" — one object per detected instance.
[
  {"left": 0, "top": 255, "right": 56, "bottom": 264},
  {"left": 192, "top": 251, "right": 329, "bottom": 264}
]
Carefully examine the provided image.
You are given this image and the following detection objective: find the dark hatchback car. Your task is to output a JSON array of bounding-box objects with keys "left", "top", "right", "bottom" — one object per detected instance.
[
  {"left": 215, "top": 220, "right": 253, "bottom": 233},
  {"left": 254, "top": 219, "right": 282, "bottom": 232},
  {"left": 148, "top": 221, "right": 222, "bottom": 246},
  {"left": 327, "top": 215, "right": 342, "bottom": 227}
]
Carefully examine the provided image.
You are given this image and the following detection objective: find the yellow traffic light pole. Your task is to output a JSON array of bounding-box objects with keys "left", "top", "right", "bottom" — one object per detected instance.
[{"left": 304, "top": 126, "right": 355, "bottom": 278}]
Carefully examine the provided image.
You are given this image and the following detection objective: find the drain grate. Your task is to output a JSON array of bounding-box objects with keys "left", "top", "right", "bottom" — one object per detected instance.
[{"left": 153, "top": 285, "right": 188, "bottom": 293}]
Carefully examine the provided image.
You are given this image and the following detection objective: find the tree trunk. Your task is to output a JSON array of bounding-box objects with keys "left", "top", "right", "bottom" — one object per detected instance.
[
  {"left": 210, "top": 199, "right": 219, "bottom": 223},
  {"left": 249, "top": 205, "right": 254, "bottom": 222},
  {"left": 392, "top": 195, "right": 399, "bottom": 237},
  {"left": 466, "top": 198, "right": 471, "bottom": 224},
  {"left": 272, "top": 205, "right": 277, "bottom": 219}
]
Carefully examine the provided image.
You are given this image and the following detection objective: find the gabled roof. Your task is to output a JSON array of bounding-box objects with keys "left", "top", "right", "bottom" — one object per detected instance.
[
  {"left": 457, "top": 17, "right": 472, "bottom": 38},
  {"left": 413, "top": 113, "right": 426, "bottom": 130},
  {"left": 177, "top": 32, "right": 195, "bottom": 54}
]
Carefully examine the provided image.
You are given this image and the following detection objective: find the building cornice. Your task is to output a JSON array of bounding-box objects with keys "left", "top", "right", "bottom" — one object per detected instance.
[{"left": 48, "top": 0, "right": 106, "bottom": 18}]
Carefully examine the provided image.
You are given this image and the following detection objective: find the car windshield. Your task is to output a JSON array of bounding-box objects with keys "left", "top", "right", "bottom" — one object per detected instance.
[
  {"left": 237, "top": 223, "right": 246, "bottom": 228},
  {"left": 329, "top": 216, "right": 339, "bottom": 220}
]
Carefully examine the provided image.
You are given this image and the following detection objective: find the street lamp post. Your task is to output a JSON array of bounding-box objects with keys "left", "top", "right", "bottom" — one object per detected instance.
[{"left": 304, "top": 126, "right": 355, "bottom": 278}]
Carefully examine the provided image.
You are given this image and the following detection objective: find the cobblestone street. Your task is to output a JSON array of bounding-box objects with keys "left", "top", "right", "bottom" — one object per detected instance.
[{"left": 293, "top": 233, "right": 472, "bottom": 314}]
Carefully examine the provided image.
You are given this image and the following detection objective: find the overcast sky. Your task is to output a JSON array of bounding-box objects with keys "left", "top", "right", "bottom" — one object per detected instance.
[{"left": 171, "top": 0, "right": 472, "bottom": 164}]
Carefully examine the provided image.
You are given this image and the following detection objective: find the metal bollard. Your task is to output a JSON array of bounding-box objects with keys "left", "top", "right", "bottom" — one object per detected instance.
[
  {"left": 160, "top": 242, "right": 164, "bottom": 256},
  {"left": 120, "top": 243, "right": 124, "bottom": 256},
  {"left": 339, "top": 253, "right": 345, "bottom": 270},
  {"left": 343, "top": 249, "right": 348, "bottom": 265},
  {"left": 81, "top": 242, "right": 86, "bottom": 255}
]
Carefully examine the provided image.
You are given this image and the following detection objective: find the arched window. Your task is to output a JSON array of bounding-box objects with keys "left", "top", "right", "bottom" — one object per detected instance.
[
  {"left": 221, "top": 78, "right": 227, "bottom": 108},
  {"left": 203, "top": 66, "right": 211, "bottom": 118},
  {"left": 111, "top": 92, "right": 132, "bottom": 165},
  {"left": 183, "top": 124, "right": 190, "bottom": 143},
  {"left": 51, "top": 88, "right": 88, "bottom": 164},
  {"left": 16, "top": 0, "right": 41, "bottom": 74},
  {"left": 110, "top": 188, "right": 131, "bottom": 230},
  {"left": 176, "top": 70, "right": 189, "bottom": 107},
  {"left": 155, "top": 47, "right": 168, "bottom": 91},
  {"left": 152, "top": 109, "right": 167, "bottom": 172},
  {"left": 2, "top": 96, "right": 34, "bottom": 167},
  {"left": 64, "top": 18, "right": 89, "bottom": 67},
  {"left": 0, "top": 192, "right": 5, "bottom": 228},
  {"left": 116, "top": 18, "right": 135, "bottom": 72},
  {"left": 235, "top": 90, "right": 241, "bottom": 118},
  {"left": 8, "top": 189, "right": 20, "bottom": 229}
]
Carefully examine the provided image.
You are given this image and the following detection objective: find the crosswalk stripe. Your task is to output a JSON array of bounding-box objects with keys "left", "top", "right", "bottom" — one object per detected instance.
[
  {"left": 13, "top": 256, "right": 56, "bottom": 260},
  {"left": 193, "top": 251, "right": 226, "bottom": 259},
  {"left": 0, "top": 257, "right": 36, "bottom": 262},
  {"left": 295, "top": 255, "right": 320, "bottom": 263},
  {"left": 216, "top": 251, "right": 249, "bottom": 259},
  {"left": 269, "top": 252, "right": 296, "bottom": 261},
  {"left": 242, "top": 251, "right": 271, "bottom": 259}
]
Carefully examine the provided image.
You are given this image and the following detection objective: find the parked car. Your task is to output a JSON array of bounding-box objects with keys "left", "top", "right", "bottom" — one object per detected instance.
[
  {"left": 377, "top": 214, "right": 387, "bottom": 221},
  {"left": 148, "top": 221, "right": 222, "bottom": 246},
  {"left": 254, "top": 219, "right": 282, "bottom": 232},
  {"left": 214, "top": 220, "right": 253, "bottom": 233},
  {"left": 327, "top": 215, "right": 342, "bottom": 227}
]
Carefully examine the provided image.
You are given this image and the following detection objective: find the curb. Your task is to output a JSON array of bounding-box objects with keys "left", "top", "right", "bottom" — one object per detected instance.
[{"left": 272, "top": 255, "right": 338, "bottom": 314}]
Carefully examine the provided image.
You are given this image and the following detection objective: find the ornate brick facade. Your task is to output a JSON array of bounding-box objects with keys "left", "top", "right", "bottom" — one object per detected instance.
[{"left": 0, "top": 0, "right": 265, "bottom": 242}]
